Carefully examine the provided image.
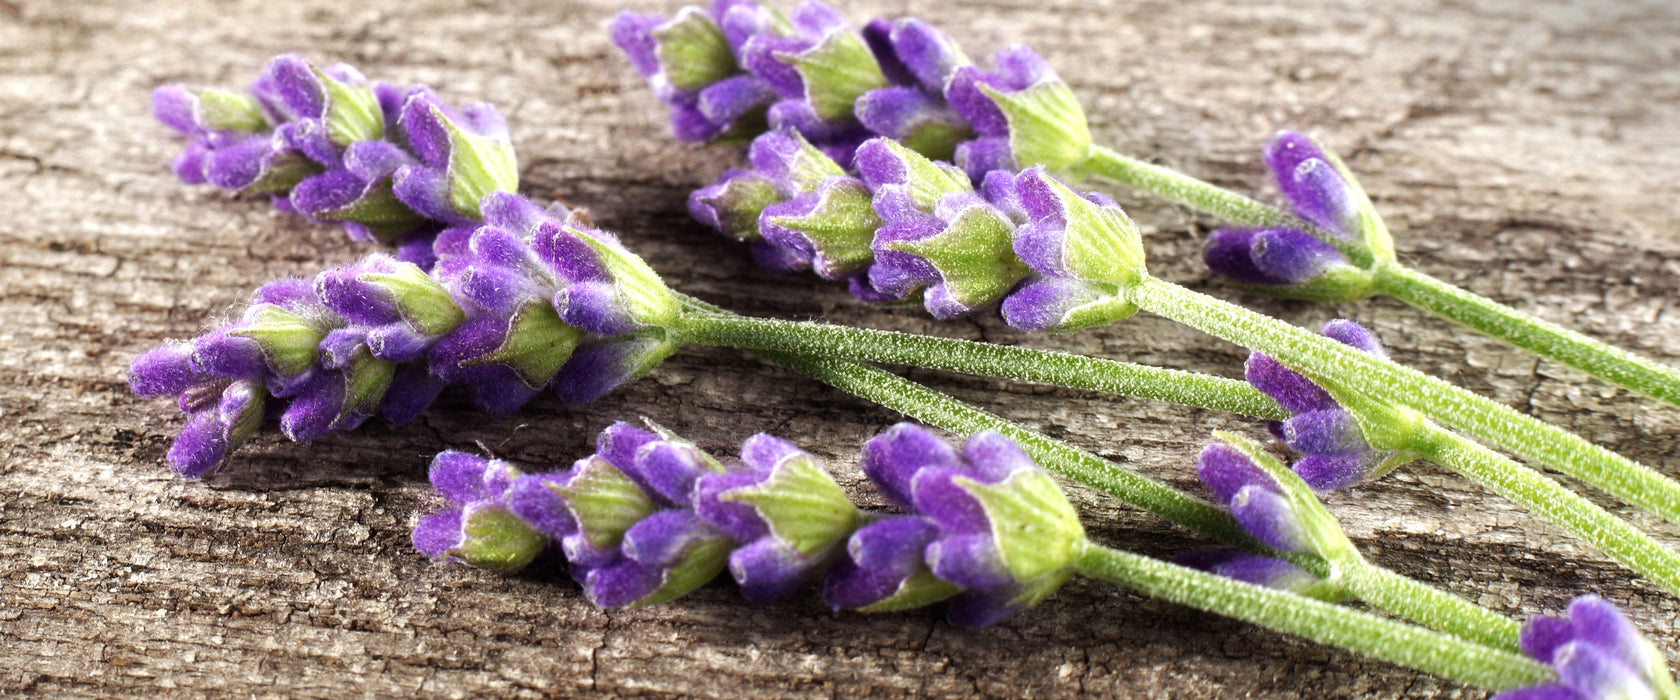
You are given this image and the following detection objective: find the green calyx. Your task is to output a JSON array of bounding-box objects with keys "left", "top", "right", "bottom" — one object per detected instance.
[
  {"left": 549, "top": 455, "right": 657, "bottom": 552},
  {"left": 567, "top": 226, "right": 681, "bottom": 329},
  {"left": 1039, "top": 175, "right": 1146, "bottom": 290},
  {"left": 451, "top": 503, "right": 547, "bottom": 573},
  {"left": 871, "top": 138, "right": 972, "bottom": 212},
  {"left": 312, "top": 65, "right": 385, "bottom": 147},
  {"left": 310, "top": 176, "right": 428, "bottom": 244},
  {"left": 438, "top": 104, "right": 519, "bottom": 220},
  {"left": 1213, "top": 432, "right": 1359, "bottom": 567},
  {"left": 624, "top": 533, "right": 735, "bottom": 608},
  {"left": 696, "top": 173, "right": 784, "bottom": 242},
  {"left": 884, "top": 202, "right": 1027, "bottom": 309},
  {"left": 340, "top": 344, "right": 397, "bottom": 417},
  {"left": 763, "top": 179, "right": 882, "bottom": 279},
  {"left": 359, "top": 263, "right": 467, "bottom": 336},
  {"left": 780, "top": 130, "right": 849, "bottom": 192},
  {"left": 978, "top": 80, "right": 1091, "bottom": 175},
  {"left": 856, "top": 570, "right": 962, "bottom": 613},
  {"left": 654, "top": 7, "right": 738, "bottom": 92},
  {"left": 192, "top": 88, "right": 269, "bottom": 133},
  {"left": 956, "top": 469, "right": 1085, "bottom": 584},
  {"left": 240, "top": 149, "right": 322, "bottom": 195},
  {"left": 722, "top": 451, "right": 859, "bottom": 558},
  {"left": 468, "top": 301, "right": 587, "bottom": 387},
  {"left": 779, "top": 29, "right": 889, "bottom": 123},
  {"left": 230, "top": 304, "right": 331, "bottom": 378}
]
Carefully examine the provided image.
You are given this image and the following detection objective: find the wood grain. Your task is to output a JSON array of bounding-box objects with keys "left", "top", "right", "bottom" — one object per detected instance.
[{"left": 2, "top": 0, "right": 1678, "bottom": 696}]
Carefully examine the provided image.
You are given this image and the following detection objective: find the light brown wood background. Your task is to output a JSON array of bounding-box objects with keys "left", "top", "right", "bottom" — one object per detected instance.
[{"left": 3, "top": 0, "right": 1679, "bottom": 696}]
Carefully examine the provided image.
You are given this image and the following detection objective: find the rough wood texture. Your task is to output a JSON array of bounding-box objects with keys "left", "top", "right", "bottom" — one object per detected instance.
[{"left": 3, "top": 0, "right": 1678, "bottom": 696}]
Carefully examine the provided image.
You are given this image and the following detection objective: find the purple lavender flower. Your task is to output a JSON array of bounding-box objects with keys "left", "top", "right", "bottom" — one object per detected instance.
[
  {"left": 856, "top": 138, "right": 1026, "bottom": 318},
  {"left": 692, "top": 433, "right": 861, "bottom": 601},
  {"left": 1495, "top": 595, "right": 1679, "bottom": 700},
  {"left": 153, "top": 55, "right": 518, "bottom": 260},
  {"left": 130, "top": 193, "right": 678, "bottom": 476},
  {"left": 611, "top": 1, "right": 780, "bottom": 142},
  {"left": 1264, "top": 131, "right": 1367, "bottom": 239},
  {"left": 691, "top": 128, "right": 885, "bottom": 290},
  {"left": 1245, "top": 320, "right": 1401, "bottom": 491},
  {"left": 1196, "top": 442, "right": 1313, "bottom": 553},
  {"left": 1202, "top": 226, "right": 1370, "bottom": 302},
  {"left": 412, "top": 451, "right": 548, "bottom": 572},
  {"left": 852, "top": 18, "right": 972, "bottom": 161},
  {"left": 945, "top": 45, "right": 1091, "bottom": 180},
  {"left": 994, "top": 167, "right": 1144, "bottom": 332},
  {"left": 847, "top": 423, "right": 1084, "bottom": 628}
]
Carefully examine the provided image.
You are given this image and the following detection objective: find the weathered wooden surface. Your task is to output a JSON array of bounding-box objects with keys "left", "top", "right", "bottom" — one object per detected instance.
[{"left": 3, "top": 0, "right": 1679, "bottom": 696}]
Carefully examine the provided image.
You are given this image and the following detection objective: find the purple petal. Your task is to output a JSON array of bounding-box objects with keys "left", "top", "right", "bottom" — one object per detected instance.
[
  {"left": 378, "top": 364, "right": 445, "bottom": 423},
  {"left": 698, "top": 74, "right": 775, "bottom": 125},
  {"left": 412, "top": 508, "right": 466, "bottom": 558},
  {"left": 1292, "top": 453, "right": 1379, "bottom": 492},
  {"left": 595, "top": 422, "right": 660, "bottom": 471},
  {"left": 429, "top": 450, "right": 494, "bottom": 504},
  {"left": 1489, "top": 685, "right": 1584, "bottom": 700},
  {"left": 955, "top": 137, "right": 1015, "bottom": 182},
  {"left": 739, "top": 432, "right": 806, "bottom": 472},
  {"left": 152, "top": 85, "right": 200, "bottom": 134},
  {"left": 1203, "top": 229, "right": 1273, "bottom": 285},
  {"left": 1245, "top": 352, "right": 1337, "bottom": 414},
  {"left": 130, "top": 343, "right": 204, "bottom": 396},
  {"left": 693, "top": 469, "right": 772, "bottom": 543},
  {"left": 204, "top": 135, "right": 277, "bottom": 190},
  {"left": 1172, "top": 550, "right": 1319, "bottom": 590},
  {"left": 1231, "top": 484, "right": 1307, "bottom": 552},
  {"left": 263, "top": 54, "right": 327, "bottom": 120},
  {"left": 555, "top": 281, "right": 637, "bottom": 336},
  {"left": 860, "top": 423, "right": 961, "bottom": 508},
  {"left": 822, "top": 515, "right": 941, "bottom": 608},
  {"left": 1521, "top": 614, "right": 1577, "bottom": 665},
  {"left": 911, "top": 467, "right": 989, "bottom": 535},
  {"left": 1283, "top": 409, "right": 1369, "bottom": 455},
  {"left": 584, "top": 559, "right": 664, "bottom": 609},
  {"left": 1320, "top": 319, "right": 1388, "bottom": 359},
  {"left": 167, "top": 409, "right": 231, "bottom": 478},
  {"left": 506, "top": 473, "right": 580, "bottom": 540},
  {"left": 730, "top": 536, "right": 821, "bottom": 602},
  {"left": 960, "top": 431, "right": 1035, "bottom": 483},
  {"left": 278, "top": 371, "right": 345, "bottom": 443},
  {"left": 1196, "top": 443, "right": 1275, "bottom": 504}
]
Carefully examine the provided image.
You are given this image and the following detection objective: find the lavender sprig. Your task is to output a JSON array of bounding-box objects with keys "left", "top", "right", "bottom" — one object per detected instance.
[
  {"left": 410, "top": 421, "right": 1551, "bottom": 689},
  {"left": 129, "top": 192, "right": 678, "bottom": 477},
  {"left": 153, "top": 54, "right": 518, "bottom": 265}
]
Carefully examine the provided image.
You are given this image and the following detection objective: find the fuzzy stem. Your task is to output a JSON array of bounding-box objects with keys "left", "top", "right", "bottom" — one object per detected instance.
[
  {"left": 1375, "top": 263, "right": 1680, "bottom": 409},
  {"left": 1341, "top": 562, "right": 1520, "bottom": 654},
  {"left": 672, "top": 311, "right": 1285, "bottom": 420},
  {"left": 1073, "top": 543, "right": 1551, "bottom": 690},
  {"left": 1403, "top": 418, "right": 1680, "bottom": 595},
  {"left": 1129, "top": 275, "right": 1680, "bottom": 531}
]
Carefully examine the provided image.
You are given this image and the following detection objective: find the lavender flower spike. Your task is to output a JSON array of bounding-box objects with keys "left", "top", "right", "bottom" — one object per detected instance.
[
  {"left": 1245, "top": 319, "right": 1407, "bottom": 491},
  {"left": 1495, "top": 595, "right": 1680, "bottom": 700},
  {"left": 1194, "top": 436, "right": 1356, "bottom": 561},
  {"left": 131, "top": 194, "right": 679, "bottom": 476},
  {"left": 850, "top": 423, "right": 1085, "bottom": 628},
  {"left": 152, "top": 54, "right": 519, "bottom": 260}
]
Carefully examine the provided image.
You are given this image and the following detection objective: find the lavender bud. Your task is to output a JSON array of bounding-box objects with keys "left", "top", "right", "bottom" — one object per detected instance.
[{"left": 1496, "top": 595, "right": 1679, "bottom": 700}]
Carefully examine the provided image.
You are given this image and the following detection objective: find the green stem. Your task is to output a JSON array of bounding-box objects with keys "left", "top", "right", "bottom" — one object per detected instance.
[
  {"left": 1073, "top": 544, "right": 1551, "bottom": 690},
  {"left": 1342, "top": 562, "right": 1520, "bottom": 653},
  {"left": 1404, "top": 418, "right": 1680, "bottom": 595},
  {"left": 1130, "top": 275, "right": 1680, "bottom": 529},
  {"left": 1375, "top": 263, "right": 1680, "bottom": 409},
  {"left": 1077, "top": 146, "right": 1371, "bottom": 266},
  {"left": 671, "top": 311, "right": 1286, "bottom": 420}
]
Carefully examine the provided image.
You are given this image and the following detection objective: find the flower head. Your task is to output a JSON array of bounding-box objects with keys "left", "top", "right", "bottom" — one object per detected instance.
[
  {"left": 1495, "top": 595, "right": 1680, "bottom": 700},
  {"left": 130, "top": 194, "right": 677, "bottom": 476},
  {"left": 152, "top": 55, "right": 518, "bottom": 263},
  {"left": 412, "top": 452, "right": 548, "bottom": 573},
  {"left": 850, "top": 423, "right": 1085, "bottom": 627},
  {"left": 1245, "top": 319, "right": 1404, "bottom": 491},
  {"left": 611, "top": 2, "right": 779, "bottom": 142},
  {"left": 946, "top": 45, "right": 1091, "bottom": 180}
]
